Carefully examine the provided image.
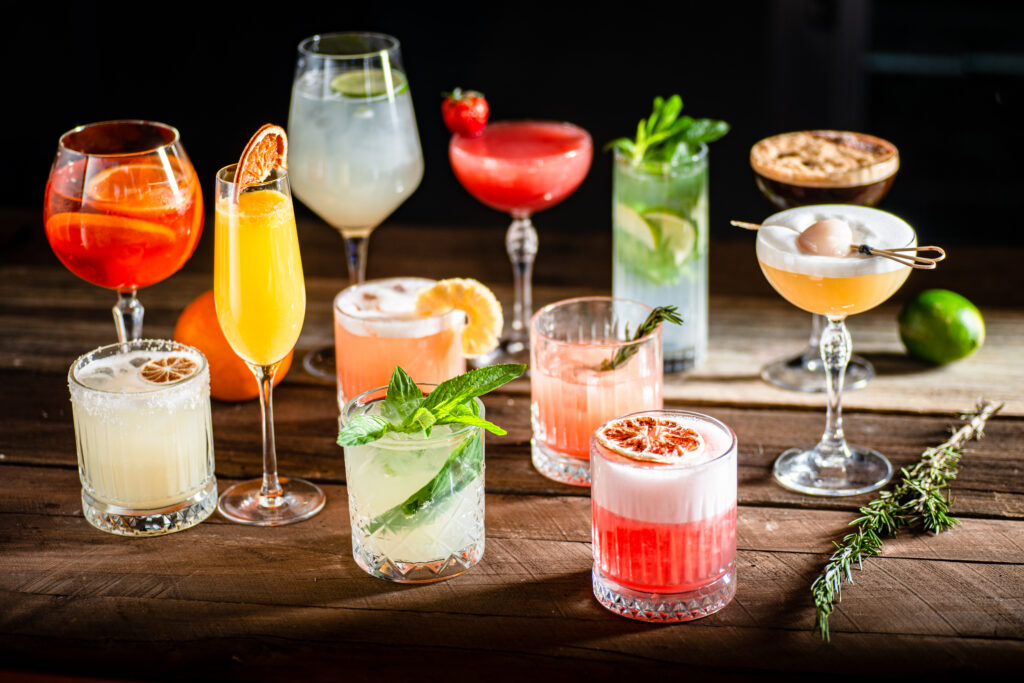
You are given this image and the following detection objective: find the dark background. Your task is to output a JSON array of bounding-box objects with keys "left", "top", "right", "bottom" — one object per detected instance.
[{"left": 7, "top": 0, "right": 1023, "bottom": 249}]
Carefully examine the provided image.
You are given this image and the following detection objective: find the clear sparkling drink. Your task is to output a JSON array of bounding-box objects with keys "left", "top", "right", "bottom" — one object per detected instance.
[
  {"left": 342, "top": 388, "right": 485, "bottom": 582},
  {"left": 612, "top": 146, "right": 708, "bottom": 372},
  {"left": 591, "top": 410, "right": 737, "bottom": 622},
  {"left": 68, "top": 339, "right": 216, "bottom": 536}
]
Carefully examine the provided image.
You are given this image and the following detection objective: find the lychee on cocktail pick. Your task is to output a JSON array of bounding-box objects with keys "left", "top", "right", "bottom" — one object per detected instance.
[{"left": 730, "top": 219, "right": 946, "bottom": 270}]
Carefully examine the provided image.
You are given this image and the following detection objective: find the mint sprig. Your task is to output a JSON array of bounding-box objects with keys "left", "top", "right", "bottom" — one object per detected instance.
[
  {"left": 598, "top": 305, "right": 683, "bottom": 371},
  {"left": 606, "top": 95, "right": 729, "bottom": 168},
  {"left": 337, "top": 364, "right": 526, "bottom": 447}
]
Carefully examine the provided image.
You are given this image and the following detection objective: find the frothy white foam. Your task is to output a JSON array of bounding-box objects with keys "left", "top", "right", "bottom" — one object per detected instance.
[
  {"left": 756, "top": 204, "right": 916, "bottom": 277},
  {"left": 591, "top": 413, "right": 737, "bottom": 524},
  {"left": 334, "top": 277, "right": 464, "bottom": 339}
]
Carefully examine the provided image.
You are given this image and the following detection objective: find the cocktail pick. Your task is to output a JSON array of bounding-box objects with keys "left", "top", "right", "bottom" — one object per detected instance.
[{"left": 729, "top": 220, "right": 946, "bottom": 270}]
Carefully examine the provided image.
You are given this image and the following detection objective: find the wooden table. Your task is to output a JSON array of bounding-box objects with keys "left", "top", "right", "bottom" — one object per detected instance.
[{"left": 2, "top": 208, "right": 1023, "bottom": 678}]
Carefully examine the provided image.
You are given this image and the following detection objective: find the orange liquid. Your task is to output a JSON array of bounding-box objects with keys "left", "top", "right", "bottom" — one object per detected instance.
[
  {"left": 44, "top": 157, "right": 203, "bottom": 290},
  {"left": 759, "top": 261, "right": 910, "bottom": 317}
]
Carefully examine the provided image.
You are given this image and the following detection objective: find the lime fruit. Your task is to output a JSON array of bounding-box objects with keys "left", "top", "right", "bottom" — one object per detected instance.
[
  {"left": 330, "top": 68, "right": 408, "bottom": 98},
  {"left": 614, "top": 202, "right": 656, "bottom": 250},
  {"left": 644, "top": 211, "right": 696, "bottom": 265},
  {"left": 898, "top": 289, "right": 985, "bottom": 365}
]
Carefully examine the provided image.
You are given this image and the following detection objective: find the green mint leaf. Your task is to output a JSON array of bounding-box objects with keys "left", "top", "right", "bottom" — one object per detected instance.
[
  {"left": 439, "top": 413, "right": 508, "bottom": 436},
  {"left": 658, "top": 95, "right": 683, "bottom": 131},
  {"left": 607, "top": 94, "right": 728, "bottom": 166},
  {"left": 402, "top": 405, "right": 437, "bottom": 433},
  {"left": 683, "top": 119, "right": 730, "bottom": 144},
  {"left": 598, "top": 306, "right": 684, "bottom": 371},
  {"left": 383, "top": 366, "right": 424, "bottom": 422},
  {"left": 337, "top": 415, "right": 393, "bottom": 446},
  {"left": 423, "top": 363, "right": 525, "bottom": 417}
]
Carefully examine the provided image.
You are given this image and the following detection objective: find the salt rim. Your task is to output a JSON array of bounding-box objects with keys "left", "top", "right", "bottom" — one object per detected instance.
[
  {"left": 756, "top": 204, "right": 916, "bottom": 278},
  {"left": 334, "top": 277, "right": 464, "bottom": 339},
  {"left": 595, "top": 415, "right": 706, "bottom": 465},
  {"left": 750, "top": 130, "right": 899, "bottom": 188}
]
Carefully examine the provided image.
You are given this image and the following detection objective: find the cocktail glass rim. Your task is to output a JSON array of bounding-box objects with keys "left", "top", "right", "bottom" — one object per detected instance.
[
  {"left": 333, "top": 277, "right": 464, "bottom": 332},
  {"left": 69, "top": 338, "right": 209, "bottom": 395},
  {"left": 592, "top": 408, "right": 738, "bottom": 472},
  {"left": 612, "top": 141, "right": 708, "bottom": 173},
  {"left": 342, "top": 382, "right": 484, "bottom": 446},
  {"left": 216, "top": 163, "right": 289, "bottom": 189},
  {"left": 297, "top": 31, "right": 400, "bottom": 59},
  {"left": 451, "top": 120, "right": 593, "bottom": 164},
  {"left": 58, "top": 119, "right": 181, "bottom": 158},
  {"left": 531, "top": 295, "right": 660, "bottom": 351}
]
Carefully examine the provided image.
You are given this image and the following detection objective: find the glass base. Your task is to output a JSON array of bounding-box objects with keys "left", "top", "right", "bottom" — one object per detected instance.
[
  {"left": 353, "top": 539, "right": 483, "bottom": 583},
  {"left": 531, "top": 439, "right": 591, "bottom": 486},
  {"left": 773, "top": 445, "right": 893, "bottom": 496},
  {"left": 218, "top": 477, "right": 326, "bottom": 526},
  {"left": 470, "top": 337, "right": 530, "bottom": 372},
  {"left": 303, "top": 346, "right": 336, "bottom": 382},
  {"left": 761, "top": 350, "right": 874, "bottom": 393},
  {"left": 592, "top": 565, "right": 736, "bottom": 622},
  {"left": 82, "top": 477, "right": 217, "bottom": 537}
]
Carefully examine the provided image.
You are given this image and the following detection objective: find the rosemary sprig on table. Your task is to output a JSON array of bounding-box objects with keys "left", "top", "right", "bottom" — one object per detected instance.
[
  {"left": 598, "top": 305, "right": 683, "bottom": 371},
  {"left": 811, "top": 400, "right": 1004, "bottom": 642}
]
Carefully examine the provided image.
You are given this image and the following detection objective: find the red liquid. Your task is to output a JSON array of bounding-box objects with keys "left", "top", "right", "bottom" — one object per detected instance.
[
  {"left": 449, "top": 121, "right": 592, "bottom": 215},
  {"left": 592, "top": 502, "right": 736, "bottom": 592},
  {"left": 44, "top": 157, "right": 203, "bottom": 291}
]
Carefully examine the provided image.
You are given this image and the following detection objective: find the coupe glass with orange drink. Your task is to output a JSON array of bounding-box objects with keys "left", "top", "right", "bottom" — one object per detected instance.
[{"left": 44, "top": 120, "right": 203, "bottom": 342}]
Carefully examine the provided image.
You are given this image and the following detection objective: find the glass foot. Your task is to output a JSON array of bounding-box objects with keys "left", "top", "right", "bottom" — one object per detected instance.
[
  {"left": 470, "top": 336, "right": 530, "bottom": 371},
  {"left": 353, "top": 540, "right": 483, "bottom": 583},
  {"left": 592, "top": 565, "right": 736, "bottom": 622},
  {"left": 82, "top": 477, "right": 217, "bottom": 537},
  {"left": 218, "top": 477, "right": 326, "bottom": 526},
  {"left": 773, "top": 446, "right": 893, "bottom": 496},
  {"left": 761, "top": 350, "right": 873, "bottom": 393},
  {"left": 531, "top": 439, "right": 591, "bottom": 486},
  {"left": 303, "top": 345, "right": 336, "bottom": 381}
]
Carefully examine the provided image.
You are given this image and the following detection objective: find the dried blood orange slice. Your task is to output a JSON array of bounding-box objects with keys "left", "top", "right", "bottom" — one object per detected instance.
[
  {"left": 595, "top": 414, "right": 705, "bottom": 464},
  {"left": 235, "top": 124, "right": 288, "bottom": 187},
  {"left": 140, "top": 356, "right": 199, "bottom": 384}
]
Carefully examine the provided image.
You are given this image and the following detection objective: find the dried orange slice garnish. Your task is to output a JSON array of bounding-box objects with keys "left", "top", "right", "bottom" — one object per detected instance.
[
  {"left": 595, "top": 415, "right": 705, "bottom": 464},
  {"left": 139, "top": 356, "right": 199, "bottom": 384},
  {"left": 236, "top": 124, "right": 288, "bottom": 187},
  {"left": 414, "top": 278, "right": 503, "bottom": 357}
]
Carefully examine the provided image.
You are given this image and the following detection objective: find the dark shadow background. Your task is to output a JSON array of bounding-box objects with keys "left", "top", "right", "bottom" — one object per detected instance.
[{"left": 6, "top": 0, "right": 1023, "bottom": 247}]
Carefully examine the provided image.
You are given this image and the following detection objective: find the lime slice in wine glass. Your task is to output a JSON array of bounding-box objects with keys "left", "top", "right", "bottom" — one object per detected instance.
[{"left": 330, "top": 68, "right": 408, "bottom": 98}]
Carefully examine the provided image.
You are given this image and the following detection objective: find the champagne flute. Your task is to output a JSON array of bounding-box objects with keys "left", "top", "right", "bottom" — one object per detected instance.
[
  {"left": 288, "top": 31, "right": 424, "bottom": 380},
  {"left": 213, "top": 164, "right": 325, "bottom": 525},
  {"left": 44, "top": 120, "right": 203, "bottom": 342}
]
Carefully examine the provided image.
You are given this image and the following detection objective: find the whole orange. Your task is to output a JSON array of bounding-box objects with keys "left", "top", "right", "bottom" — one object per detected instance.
[{"left": 174, "top": 290, "right": 293, "bottom": 402}]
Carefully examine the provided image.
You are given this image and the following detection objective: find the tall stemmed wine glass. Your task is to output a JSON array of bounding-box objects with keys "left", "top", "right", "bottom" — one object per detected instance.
[
  {"left": 214, "top": 163, "right": 325, "bottom": 525},
  {"left": 44, "top": 120, "right": 203, "bottom": 342},
  {"left": 756, "top": 204, "right": 917, "bottom": 496},
  {"left": 449, "top": 121, "right": 592, "bottom": 365},
  {"left": 288, "top": 32, "right": 424, "bottom": 380}
]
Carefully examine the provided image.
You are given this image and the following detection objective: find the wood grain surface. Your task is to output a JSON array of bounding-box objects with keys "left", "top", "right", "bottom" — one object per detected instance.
[{"left": 2, "top": 210, "right": 1022, "bottom": 679}]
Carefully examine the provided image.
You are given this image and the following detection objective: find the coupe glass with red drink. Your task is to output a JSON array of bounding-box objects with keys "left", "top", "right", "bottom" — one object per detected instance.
[{"left": 44, "top": 120, "right": 203, "bottom": 342}]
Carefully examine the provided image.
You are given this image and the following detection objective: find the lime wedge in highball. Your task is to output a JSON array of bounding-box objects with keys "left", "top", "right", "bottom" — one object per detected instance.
[
  {"left": 329, "top": 68, "right": 408, "bottom": 98},
  {"left": 644, "top": 211, "right": 696, "bottom": 265},
  {"left": 614, "top": 202, "right": 656, "bottom": 250}
]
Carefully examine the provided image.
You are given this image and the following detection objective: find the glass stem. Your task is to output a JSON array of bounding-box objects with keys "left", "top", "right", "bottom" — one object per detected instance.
[
  {"left": 802, "top": 314, "right": 825, "bottom": 369},
  {"left": 250, "top": 362, "right": 284, "bottom": 505},
  {"left": 113, "top": 290, "right": 144, "bottom": 344},
  {"left": 506, "top": 215, "right": 537, "bottom": 346},
  {"left": 817, "top": 316, "right": 852, "bottom": 466},
  {"left": 344, "top": 235, "right": 369, "bottom": 285}
]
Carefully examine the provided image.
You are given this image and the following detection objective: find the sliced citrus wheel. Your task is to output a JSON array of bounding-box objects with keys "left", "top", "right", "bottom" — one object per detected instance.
[
  {"left": 644, "top": 211, "right": 696, "bottom": 265},
  {"left": 414, "top": 278, "right": 503, "bottom": 357},
  {"left": 139, "top": 355, "right": 199, "bottom": 384},
  {"left": 595, "top": 414, "right": 705, "bottom": 464},
  {"left": 86, "top": 161, "right": 190, "bottom": 214},
  {"left": 614, "top": 202, "right": 656, "bottom": 250},
  {"left": 236, "top": 124, "right": 288, "bottom": 188},
  {"left": 45, "top": 212, "right": 177, "bottom": 245},
  {"left": 330, "top": 68, "right": 408, "bottom": 98}
]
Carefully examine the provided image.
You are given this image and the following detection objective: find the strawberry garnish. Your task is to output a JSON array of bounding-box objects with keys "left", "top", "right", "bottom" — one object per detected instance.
[{"left": 442, "top": 88, "right": 489, "bottom": 137}]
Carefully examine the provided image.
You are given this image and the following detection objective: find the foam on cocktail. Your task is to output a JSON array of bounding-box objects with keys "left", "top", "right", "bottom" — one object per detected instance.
[
  {"left": 757, "top": 204, "right": 916, "bottom": 278},
  {"left": 335, "top": 277, "right": 463, "bottom": 338},
  {"left": 591, "top": 413, "right": 736, "bottom": 525}
]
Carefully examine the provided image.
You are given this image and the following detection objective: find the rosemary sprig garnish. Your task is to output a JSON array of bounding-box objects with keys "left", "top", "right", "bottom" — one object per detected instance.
[
  {"left": 598, "top": 305, "right": 683, "bottom": 371},
  {"left": 811, "top": 400, "right": 1004, "bottom": 642}
]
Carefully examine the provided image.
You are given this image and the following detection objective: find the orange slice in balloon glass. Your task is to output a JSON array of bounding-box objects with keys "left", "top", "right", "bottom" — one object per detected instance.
[
  {"left": 236, "top": 124, "right": 288, "bottom": 187},
  {"left": 595, "top": 415, "right": 705, "bottom": 464},
  {"left": 86, "top": 160, "right": 190, "bottom": 215}
]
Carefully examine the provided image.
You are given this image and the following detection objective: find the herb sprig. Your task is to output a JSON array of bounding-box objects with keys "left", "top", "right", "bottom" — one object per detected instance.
[
  {"left": 598, "top": 305, "right": 683, "bottom": 371},
  {"left": 337, "top": 364, "right": 526, "bottom": 446},
  {"left": 606, "top": 95, "right": 729, "bottom": 169},
  {"left": 810, "top": 400, "right": 1004, "bottom": 642}
]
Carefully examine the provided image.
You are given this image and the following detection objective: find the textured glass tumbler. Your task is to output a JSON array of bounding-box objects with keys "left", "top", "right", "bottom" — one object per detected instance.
[
  {"left": 69, "top": 339, "right": 217, "bottom": 536},
  {"left": 342, "top": 385, "right": 485, "bottom": 582},
  {"left": 591, "top": 410, "right": 737, "bottom": 622}
]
